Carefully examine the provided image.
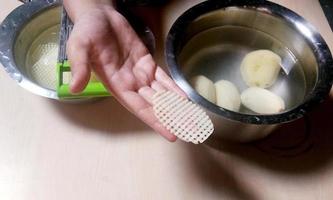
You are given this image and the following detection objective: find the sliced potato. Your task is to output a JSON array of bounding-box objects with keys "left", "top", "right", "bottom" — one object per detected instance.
[
  {"left": 241, "top": 50, "right": 282, "bottom": 88},
  {"left": 241, "top": 87, "right": 285, "bottom": 114},
  {"left": 215, "top": 80, "right": 241, "bottom": 112},
  {"left": 191, "top": 75, "right": 216, "bottom": 103}
]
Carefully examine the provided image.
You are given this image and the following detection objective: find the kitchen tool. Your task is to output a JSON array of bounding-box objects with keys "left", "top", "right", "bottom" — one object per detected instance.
[
  {"left": 0, "top": 0, "right": 155, "bottom": 100},
  {"left": 26, "top": 36, "right": 59, "bottom": 90},
  {"left": 153, "top": 90, "right": 214, "bottom": 144},
  {"left": 166, "top": 0, "right": 333, "bottom": 142}
]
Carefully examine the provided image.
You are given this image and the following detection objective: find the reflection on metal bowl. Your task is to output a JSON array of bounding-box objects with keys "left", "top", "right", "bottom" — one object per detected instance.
[{"left": 166, "top": 1, "right": 333, "bottom": 142}]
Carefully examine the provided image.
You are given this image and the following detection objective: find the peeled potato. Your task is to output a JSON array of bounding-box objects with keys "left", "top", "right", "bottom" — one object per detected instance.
[
  {"left": 241, "top": 87, "right": 285, "bottom": 114},
  {"left": 215, "top": 80, "right": 241, "bottom": 112},
  {"left": 191, "top": 75, "right": 216, "bottom": 103},
  {"left": 241, "top": 50, "right": 282, "bottom": 88}
]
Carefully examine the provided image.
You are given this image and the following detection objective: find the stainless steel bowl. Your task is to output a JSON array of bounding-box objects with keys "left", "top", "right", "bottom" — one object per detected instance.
[
  {"left": 0, "top": 0, "right": 60, "bottom": 99},
  {"left": 0, "top": 0, "right": 155, "bottom": 100},
  {"left": 166, "top": 0, "right": 333, "bottom": 142}
]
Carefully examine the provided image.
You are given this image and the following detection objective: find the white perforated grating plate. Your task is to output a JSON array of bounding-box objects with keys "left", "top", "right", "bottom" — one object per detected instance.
[
  {"left": 25, "top": 26, "right": 60, "bottom": 90},
  {"left": 153, "top": 91, "right": 214, "bottom": 144},
  {"left": 29, "top": 43, "right": 59, "bottom": 89}
]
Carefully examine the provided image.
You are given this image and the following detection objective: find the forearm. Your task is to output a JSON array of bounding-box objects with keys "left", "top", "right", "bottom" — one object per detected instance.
[{"left": 63, "top": 0, "right": 116, "bottom": 22}]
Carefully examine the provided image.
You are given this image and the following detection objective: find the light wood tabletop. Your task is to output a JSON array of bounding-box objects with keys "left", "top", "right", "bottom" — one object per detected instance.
[{"left": 0, "top": 0, "right": 333, "bottom": 200}]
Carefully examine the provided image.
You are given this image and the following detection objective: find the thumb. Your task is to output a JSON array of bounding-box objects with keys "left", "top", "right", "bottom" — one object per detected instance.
[{"left": 66, "top": 34, "right": 91, "bottom": 94}]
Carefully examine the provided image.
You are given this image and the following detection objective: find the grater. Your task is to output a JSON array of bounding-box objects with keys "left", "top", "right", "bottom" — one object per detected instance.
[{"left": 57, "top": 7, "right": 110, "bottom": 99}]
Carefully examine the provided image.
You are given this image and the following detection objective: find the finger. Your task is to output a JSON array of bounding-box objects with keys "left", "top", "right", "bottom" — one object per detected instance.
[
  {"left": 138, "top": 86, "right": 156, "bottom": 105},
  {"left": 66, "top": 34, "right": 91, "bottom": 94},
  {"left": 132, "top": 67, "right": 151, "bottom": 88},
  {"left": 155, "top": 67, "right": 187, "bottom": 98},
  {"left": 115, "top": 90, "right": 177, "bottom": 142},
  {"left": 132, "top": 54, "right": 157, "bottom": 89},
  {"left": 138, "top": 106, "right": 177, "bottom": 142},
  {"left": 152, "top": 119, "right": 177, "bottom": 142},
  {"left": 150, "top": 80, "right": 167, "bottom": 92},
  {"left": 135, "top": 54, "right": 156, "bottom": 75}
]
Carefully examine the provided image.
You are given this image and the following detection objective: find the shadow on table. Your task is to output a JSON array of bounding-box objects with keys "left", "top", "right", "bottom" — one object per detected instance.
[
  {"left": 184, "top": 143, "right": 259, "bottom": 200},
  {"left": 180, "top": 98, "right": 333, "bottom": 199},
  {"left": 50, "top": 98, "right": 149, "bottom": 134},
  {"left": 204, "top": 98, "right": 333, "bottom": 175}
]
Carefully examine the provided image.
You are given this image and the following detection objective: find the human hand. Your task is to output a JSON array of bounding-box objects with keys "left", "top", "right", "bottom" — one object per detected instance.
[{"left": 66, "top": 4, "right": 185, "bottom": 141}]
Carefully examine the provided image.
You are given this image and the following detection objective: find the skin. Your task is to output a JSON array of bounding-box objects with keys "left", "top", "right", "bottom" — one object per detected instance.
[{"left": 64, "top": 0, "right": 186, "bottom": 141}]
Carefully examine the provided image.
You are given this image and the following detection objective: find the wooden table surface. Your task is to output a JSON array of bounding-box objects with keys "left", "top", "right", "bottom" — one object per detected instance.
[{"left": 0, "top": 0, "right": 333, "bottom": 199}]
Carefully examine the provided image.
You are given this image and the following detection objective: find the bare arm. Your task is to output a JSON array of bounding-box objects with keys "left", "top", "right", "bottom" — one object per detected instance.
[{"left": 63, "top": 0, "right": 116, "bottom": 22}]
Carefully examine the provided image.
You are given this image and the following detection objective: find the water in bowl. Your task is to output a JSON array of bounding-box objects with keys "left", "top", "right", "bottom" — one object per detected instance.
[
  {"left": 178, "top": 25, "right": 306, "bottom": 114},
  {"left": 25, "top": 25, "right": 61, "bottom": 90}
]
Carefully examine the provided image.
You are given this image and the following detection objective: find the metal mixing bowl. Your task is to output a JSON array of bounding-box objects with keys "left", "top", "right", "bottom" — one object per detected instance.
[
  {"left": 166, "top": 0, "right": 333, "bottom": 142},
  {"left": 0, "top": 0, "right": 60, "bottom": 99},
  {"left": 0, "top": 0, "right": 155, "bottom": 100}
]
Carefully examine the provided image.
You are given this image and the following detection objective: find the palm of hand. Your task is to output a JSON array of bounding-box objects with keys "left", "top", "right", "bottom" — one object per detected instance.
[{"left": 67, "top": 6, "right": 184, "bottom": 141}]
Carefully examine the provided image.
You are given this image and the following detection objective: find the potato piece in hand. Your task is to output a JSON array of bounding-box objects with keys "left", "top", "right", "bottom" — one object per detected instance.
[
  {"left": 241, "top": 87, "right": 285, "bottom": 114},
  {"left": 191, "top": 75, "right": 216, "bottom": 103},
  {"left": 215, "top": 80, "right": 241, "bottom": 112},
  {"left": 241, "top": 50, "right": 282, "bottom": 88}
]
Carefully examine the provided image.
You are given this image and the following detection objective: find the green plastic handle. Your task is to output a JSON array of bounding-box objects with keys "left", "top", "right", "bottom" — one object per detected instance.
[
  {"left": 57, "top": 61, "right": 111, "bottom": 99},
  {"left": 58, "top": 83, "right": 110, "bottom": 99}
]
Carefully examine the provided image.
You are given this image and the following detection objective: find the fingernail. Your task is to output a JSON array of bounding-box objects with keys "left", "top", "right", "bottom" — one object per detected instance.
[{"left": 69, "top": 78, "right": 80, "bottom": 94}]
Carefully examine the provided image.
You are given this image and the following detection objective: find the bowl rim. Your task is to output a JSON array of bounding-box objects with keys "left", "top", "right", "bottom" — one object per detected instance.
[
  {"left": 0, "top": 0, "right": 60, "bottom": 99},
  {"left": 165, "top": 0, "right": 333, "bottom": 125}
]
